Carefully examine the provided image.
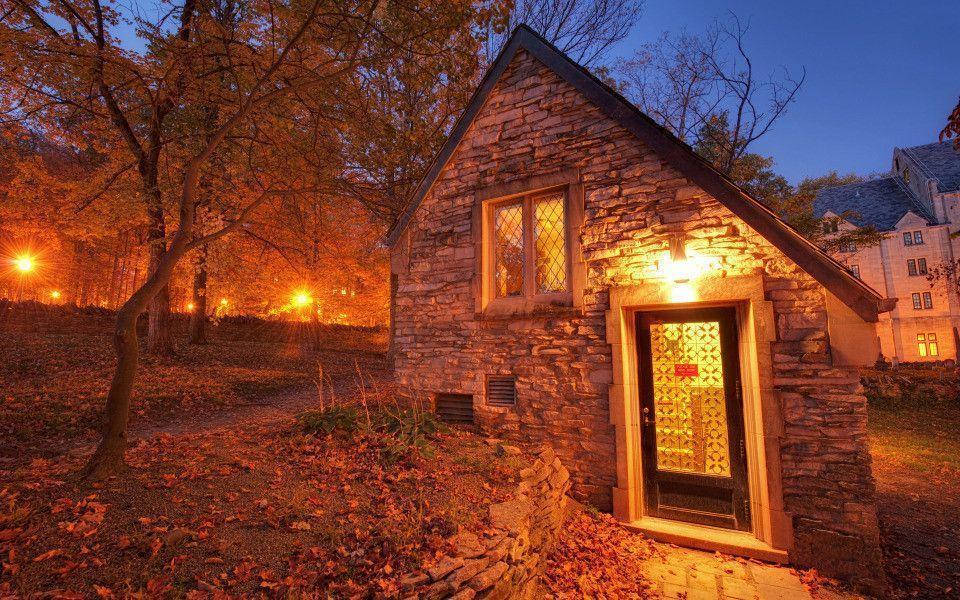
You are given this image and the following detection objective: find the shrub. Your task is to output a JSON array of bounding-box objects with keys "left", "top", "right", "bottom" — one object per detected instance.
[
  {"left": 297, "top": 405, "right": 361, "bottom": 435},
  {"left": 370, "top": 409, "right": 446, "bottom": 459},
  {"left": 295, "top": 405, "right": 446, "bottom": 461}
]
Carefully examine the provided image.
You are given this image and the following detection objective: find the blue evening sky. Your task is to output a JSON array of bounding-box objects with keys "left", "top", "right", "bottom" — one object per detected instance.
[{"left": 612, "top": 1, "right": 959, "bottom": 184}]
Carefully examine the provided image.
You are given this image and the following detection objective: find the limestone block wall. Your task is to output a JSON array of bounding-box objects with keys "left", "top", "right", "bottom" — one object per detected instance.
[
  {"left": 401, "top": 446, "right": 570, "bottom": 599},
  {"left": 392, "top": 47, "right": 884, "bottom": 586}
]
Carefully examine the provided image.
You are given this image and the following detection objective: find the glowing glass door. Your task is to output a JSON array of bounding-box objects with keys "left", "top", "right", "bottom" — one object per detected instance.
[{"left": 636, "top": 307, "right": 750, "bottom": 531}]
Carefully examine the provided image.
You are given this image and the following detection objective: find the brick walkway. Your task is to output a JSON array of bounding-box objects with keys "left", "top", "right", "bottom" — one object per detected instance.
[{"left": 641, "top": 545, "right": 834, "bottom": 600}]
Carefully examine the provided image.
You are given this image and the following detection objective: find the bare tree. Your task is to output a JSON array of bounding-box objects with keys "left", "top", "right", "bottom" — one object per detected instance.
[
  {"left": 618, "top": 31, "right": 719, "bottom": 142},
  {"left": 485, "top": 0, "right": 644, "bottom": 66},
  {"left": 701, "top": 14, "right": 805, "bottom": 175},
  {"left": 618, "top": 13, "right": 805, "bottom": 175}
]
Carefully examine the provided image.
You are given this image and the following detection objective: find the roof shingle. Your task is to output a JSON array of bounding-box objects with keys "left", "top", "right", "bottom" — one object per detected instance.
[
  {"left": 813, "top": 176, "right": 934, "bottom": 231},
  {"left": 902, "top": 141, "right": 960, "bottom": 193}
]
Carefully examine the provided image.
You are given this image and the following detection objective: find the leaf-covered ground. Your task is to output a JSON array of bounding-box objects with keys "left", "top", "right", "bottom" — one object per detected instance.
[
  {"left": 864, "top": 365, "right": 960, "bottom": 599},
  {"left": 0, "top": 331, "right": 385, "bottom": 459},
  {"left": 0, "top": 417, "right": 523, "bottom": 597}
]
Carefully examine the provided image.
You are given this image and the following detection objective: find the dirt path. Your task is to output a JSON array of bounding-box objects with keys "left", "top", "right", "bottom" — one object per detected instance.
[{"left": 51, "top": 363, "right": 392, "bottom": 462}]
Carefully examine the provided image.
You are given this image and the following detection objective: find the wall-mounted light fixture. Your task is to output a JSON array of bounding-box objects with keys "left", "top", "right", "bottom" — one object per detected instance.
[{"left": 656, "top": 234, "right": 720, "bottom": 303}]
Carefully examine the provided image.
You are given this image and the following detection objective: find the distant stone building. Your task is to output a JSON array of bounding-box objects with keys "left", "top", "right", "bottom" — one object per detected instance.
[
  {"left": 815, "top": 142, "right": 960, "bottom": 362},
  {"left": 388, "top": 26, "right": 893, "bottom": 590}
]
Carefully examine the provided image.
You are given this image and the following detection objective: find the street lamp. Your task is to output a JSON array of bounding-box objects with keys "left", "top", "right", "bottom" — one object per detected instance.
[{"left": 14, "top": 255, "right": 33, "bottom": 273}]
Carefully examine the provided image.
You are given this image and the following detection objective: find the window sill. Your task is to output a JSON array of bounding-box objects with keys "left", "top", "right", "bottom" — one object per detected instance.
[{"left": 478, "top": 294, "right": 580, "bottom": 321}]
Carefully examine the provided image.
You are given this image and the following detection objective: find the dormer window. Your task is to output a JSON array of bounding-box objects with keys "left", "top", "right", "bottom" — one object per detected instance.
[{"left": 903, "top": 167, "right": 910, "bottom": 183}]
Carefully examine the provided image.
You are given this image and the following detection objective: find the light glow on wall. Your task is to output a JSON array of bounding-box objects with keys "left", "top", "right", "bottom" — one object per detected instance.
[{"left": 655, "top": 236, "right": 721, "bottom": 303}]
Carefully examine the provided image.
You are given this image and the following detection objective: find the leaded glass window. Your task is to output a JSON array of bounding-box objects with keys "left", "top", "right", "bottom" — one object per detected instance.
[
  {"left": 534, "top": 194, "right": 567, "bottom": 293},
  {"left": 487, "top": 189, "right": 570, "bottom": 302},
  {"left": 494, "top": 202, "right": 524, "bottom": 297}
]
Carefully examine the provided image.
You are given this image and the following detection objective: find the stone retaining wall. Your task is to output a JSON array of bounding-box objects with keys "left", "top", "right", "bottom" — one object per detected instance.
[{"left": 402, "top": 445, "right": 570, "bottom": 599}]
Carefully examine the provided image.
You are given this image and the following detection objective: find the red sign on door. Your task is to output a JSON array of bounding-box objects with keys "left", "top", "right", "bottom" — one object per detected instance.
[{"left": 675, "top": 363, "right": 699, "bottom": 377}]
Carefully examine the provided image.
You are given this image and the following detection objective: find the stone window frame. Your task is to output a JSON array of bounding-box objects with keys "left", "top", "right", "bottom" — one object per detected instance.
[{"left": 472, "top": 169, "right": 585, "bottom": 318}]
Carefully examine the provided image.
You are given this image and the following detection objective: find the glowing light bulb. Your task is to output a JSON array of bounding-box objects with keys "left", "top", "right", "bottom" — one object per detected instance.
[
  {"left": 220, "top": 298, "right": 228, "bottom": 306},
  {"left": 186, "top": 302, "right": 196, "bottom": 312},
  {"left": 50, "top": 290, "right": 61, "bottom": 299}
]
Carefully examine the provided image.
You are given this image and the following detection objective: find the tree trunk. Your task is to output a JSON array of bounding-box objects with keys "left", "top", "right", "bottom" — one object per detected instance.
[
  {"left": 145, "top": 186, "right": 175, "bottom": 355},
  {"left": 84, "top": 209, "right": 196, "bottom": 479},
  {"left": 189, "top": 244, "right": 208, "bottom": 344},
  {"left": 82, "top": 304, "right": 139, "bottom": 479}
]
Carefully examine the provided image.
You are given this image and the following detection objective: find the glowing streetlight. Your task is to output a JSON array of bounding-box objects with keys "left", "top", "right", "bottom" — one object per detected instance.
[
  {"left": 14, "top": 255, "right": 34, "bottom": 273},
  {"left": 292, "top": 290, "right": 312, "bottom": 307},
  {"left": 220, "top": 298, "right": 228, "bottom": 306},
  {"left": 50, "top": 290, "right": 61, "bottom": 300},
  {"left": 186, "top": 302, "right": 196, "bottom": 312}
]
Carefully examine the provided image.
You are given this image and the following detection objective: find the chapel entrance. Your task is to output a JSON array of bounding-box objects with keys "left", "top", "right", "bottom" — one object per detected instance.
[{"left": 635, "top": 306, "right": 751, "bottom": 531}]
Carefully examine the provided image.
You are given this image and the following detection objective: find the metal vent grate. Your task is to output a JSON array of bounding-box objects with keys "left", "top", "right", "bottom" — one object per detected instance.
[
  {"left": 435, "top": 393, "right": 474, "bottom": 424},
  {"left": 487, "top": 376, "right": 517, "bottom": 407}
]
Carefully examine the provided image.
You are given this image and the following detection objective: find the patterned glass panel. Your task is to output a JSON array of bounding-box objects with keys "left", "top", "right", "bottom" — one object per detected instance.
[
  {"left": 494, "top": 202, "right": 524, "bottom": 297},
  {"left": 649, "top": 321, "right": 731, "bottom": 477},
  {"left": 534, "top": 194, "right": 567, "bottom": 293}
]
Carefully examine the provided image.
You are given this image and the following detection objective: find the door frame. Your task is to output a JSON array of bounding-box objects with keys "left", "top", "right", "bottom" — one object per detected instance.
[
  {"left": 605, "top": 274, "right": 792, "bottom": 559},
  {"left": 635, "top": 306, "right": 751, "bottom": 531}
]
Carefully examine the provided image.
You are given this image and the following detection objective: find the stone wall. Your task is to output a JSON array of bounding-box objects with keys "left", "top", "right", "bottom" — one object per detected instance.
[
  {"left": 0, "top": 301, "right": 387, "bottom": 349},
  {"left": 392, "top": 47, "right": 883, "bottom": 586},
  {"left": 401, "top": 446, "right": 570, "bottom": 599}
]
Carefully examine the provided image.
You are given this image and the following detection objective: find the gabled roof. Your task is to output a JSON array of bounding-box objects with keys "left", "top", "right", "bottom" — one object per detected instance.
[
  {"left": 385, "top": 25, "right": 894, "bottom": 322},
  {"left": 814, "top": 176, "right": 934, "bottom": 231},
  {"left": 902, "top": 141, "right": 960, "bottom": 193}
]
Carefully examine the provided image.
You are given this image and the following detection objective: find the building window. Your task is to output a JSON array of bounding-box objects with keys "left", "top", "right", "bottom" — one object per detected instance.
[
  {"left": 911, "top": 292, "right": 933, "bottom": 310},
  {"left": 850, "top": 264, "right": 861, "bottom": 279},
  {"left": 907, "top": 258, "right": 927, "bottom": 276},
  {"left": 913, "top": 231, "right": 924, "bottom": 245},
  {"left": 839, "top": 240, "right": 856, "bottom": 253},
  {"left": 918, "top": 258, "right": 927, "bottom": 274},
  {"left": 486, "top": 187, "right": 574, "bottom": 305},
  {"left": 533, "top": 196, "right": 567, "bottom": 293},
  {"left": 823, "top": 220, "right": 839, "bottom": 234},
  {"left": 904, "top": 167, "right": 910, "bottom": 183},
  {"left": 917, "top": 333, "right": 940, "bottom": 358},
  {"left": 493, "top": 202, "right": 525, "bottom": 297},
  {"left": 903, "top": 232, "right": 913, "bottom": 246},
  {"left": 907, "top": 259, "right": 917, "bottom": 276}
]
